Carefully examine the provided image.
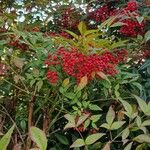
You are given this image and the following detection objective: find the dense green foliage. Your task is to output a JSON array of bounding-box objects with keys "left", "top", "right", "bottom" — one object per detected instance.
[{"left": 0, "top": 0, "right": 150, "bottom": 150}]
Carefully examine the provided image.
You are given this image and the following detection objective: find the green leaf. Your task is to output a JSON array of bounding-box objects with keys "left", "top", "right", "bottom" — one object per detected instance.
[
  {"left": 144, "top": 30, "right": 150, "bottom": 42},
  {"left": 84, "top": 29, "right": 98, "bottom": 36},
  {"left": 110, "top": 22, "right": 124, "bottom": 27},
  {"left": 78, "top": 22, "right": 87, "bottom": 35},
  {"left": 64, "top": 92, "right": 75, "bottom": 99},
  {"left": 135, "top": 144, "right": 144, "bottom": 150},
  {"left": 133, "top": 134, "right": 150, "bottom": 143},
  {"left": 84, "top": 119, "right": 90, "bottom": 129},
  {"left": 62, "top": 78, "right": 70, "bottom": 87},
  {"left": 30, "top": 79, "right": 36, "bottom": 87},
  {"left": 124, "top": 142, "right": 133, "bottom": 150},
  {"left": 64, "top": 123, "right": 75, "bottom": 130},
  {"left": 33, "top": 68, "right": 40, "bottom": 77},
  {"left": 139, "top": 127, "right": 147, "bottom": 134},
  {"left": 55, "top": 133, "right": 69, "bottom": 145},
  {"left": 65, "top": 30, "right": 78, "bottom": 39},
  {"left": 133, "top": 94, "right": 148, "bottom": 115},
  {"left": 100, "top": 123, "right": 110, "bottom": 129},
  {"left": 132, "top": 82, "right": 143, "bottom": 93},
  {"left": 0, "top": 125, "right": 15, "bottom": 150},
  {"left": 85, "top": 133, "right": 105, "bottom": 145},
  {"left": 91, "top": 115, "right": 101, "bottom": 123},
  {"left": 13, "top": 57, "right": 25, "bottom": 69},
  {"left": 106, "top": 106, "right": 115, "bottom": 125},
  {"left": 136, "top": 116, "right": 142, "bottom": 127},
  {"left": 119, "top": 98, "right": 133, "bottom": 118},
  {"left": 26, "top": 73, "right": 33, "bottom": 79},
  {"left": 110, "top": 121, "right": 125, "bottom": 130},
  {"left": 122, "top": 128, "right": 130, "bottom": 140},
  {"left": 110, "top": 40, "right": 128, "bottom": 50},
  {"left": 76, "top": 114, "right": 89, "bottom": 127},
  {"left": 0, "top": 40, "right": 7, "bottom": 45},
  {"left": 136, "top": 16, "right": 144, "bottom": 24},
  {"left": 70, "top": 139, "right": 85, "bottom": 148},
  {"left": 30, "top": 126, "right": 47, "bottom": 150},
  {"left": 99, "top": 16, "right": 116, "bottom": 29},
  {"left": 89, "top": 104, "right": 102, "bottom": 111},
  {"left": 92, "top": 122, "right": 98, "bottom": 130},
  {"left": 142, "top": 120, "right": 150, "bottom": 127},
  {"left": 114, "top": 84, "right": 120, "bottom": 98},
  {"left": 36, "top": 80, "right": 43, "bottom": 92},
  {"left": 64, "top": 114, "right": 75, "bottom": 125}
]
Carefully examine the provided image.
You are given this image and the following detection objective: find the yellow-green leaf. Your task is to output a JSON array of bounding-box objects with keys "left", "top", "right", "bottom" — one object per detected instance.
[
  {"left": 70, "top": 139, "right": 85, "bottom": 148},
  {"left": 30, "top": 126, "right": 47, "bottom": 150},
  {"left": 85, "top": 133, "right": 105, "bottom": 145},
  {"left": 106, "top": 106, "right": 115, "bottom": 125},
  {"left": 133, "top": 134, "right": 150, "bottom": 143},
  {"left": 62, "top": 78, "right": 70, "bottom": 87},
  {"left": 65, "top": 30, "right": 78, "bottom": 39},
  {"left": 0, "top": 125, "right": 15, "bottom": 150},
  {"left": 78, "top": 22, "right": 87, "bottom": 35}
]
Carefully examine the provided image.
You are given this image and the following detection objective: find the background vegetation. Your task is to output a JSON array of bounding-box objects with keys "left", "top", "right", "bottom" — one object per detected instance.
[{"left": 0, "top": 0, "right": 150, "bottom": 149}]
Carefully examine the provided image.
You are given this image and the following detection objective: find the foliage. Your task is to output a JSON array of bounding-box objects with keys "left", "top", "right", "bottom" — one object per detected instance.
[{"left": 0, "top": 0, "right": 150, "bottom": 150}]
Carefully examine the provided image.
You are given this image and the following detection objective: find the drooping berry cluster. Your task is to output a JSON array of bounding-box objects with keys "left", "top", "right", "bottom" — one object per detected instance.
[
  {"left": 8, "top": 40, "right": 29, "bottom": 51},
  {"left": 54, "top": 7, "right": 80, "bottom": 29},
  {"left": 45, "top": 47, "right": 128, "bottom": 84},
  {"left": 88, "top": 5, "right": 117, "bottom": 23},
  {"left": 141, "top": 49, "right": 150, "bottom": 59},
  {"left": 88, "top": 1, "right": 146, "bottom": 37},
  {"left": 119, "top": 19, "right": 145, "bottom": 37},
  {"left": 44, "top": 30, "right": 70, "bottom": 39},
  {"left": 119, "top": 1, "right": 145, "bottom": 37}
]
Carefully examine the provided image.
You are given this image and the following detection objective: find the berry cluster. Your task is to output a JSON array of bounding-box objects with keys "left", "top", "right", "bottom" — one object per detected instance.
[
  {"left": 119, "top": 19, "right": 145, "bottom": 37},
  {"left": 46, "top": 70, "right": 59, "bottom": 84},
  {"left": 54, "top": 7, "right": 79, "bottom": 29},
  {"left": 143, "top": 49, "right": 150, "bottom": 59},
  {"left": 119, "top": 1, "right": 145, "bottom": 37},
  {"left": 0, "top": 27, "right": 7, "bottom": 33},
  {"left": 89, "top": 5, "right": 117, "bottom": 22},
  {"left": 125, "top": 1, "right": 139, "bottom": 12},
  {"left": 44, "top": 30, "right": 70, "bottom": 39},
  {"left": 8, "top": 40, "right": 29, "bottom": 51},
  {"left": 45, "top": 47, "right": 128, "bottom": 83},
  {"left": 88, "top": 1, "right": 146, "bottom": 37}
]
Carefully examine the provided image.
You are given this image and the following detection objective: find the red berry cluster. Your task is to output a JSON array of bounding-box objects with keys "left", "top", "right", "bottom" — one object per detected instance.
[
  {"left": 143, "top": 49, "right": 150, "bottom": 59},
  {"left": 45, "top": 47, "right": 128, "bottom": 83},
  {"left": 0, "top": 27, "right": 7, "bottom": 33},
  {"left": 125, "top": 1, "right": 139, "bottom": 12},
  {"left": 119, "top": 1, "right": 145, "bottom": 37},
  {"left": 8, "top": 40, "right": 29, "bottom": 51},
  {"left": 44, "top": 30, "right": 70, "bottom": 39},
  {"left": 89, "top": 5, "right": 117, "bottom": 22},
  {"left": 88, "top": 1, "right": 145, "bottom": 37},
  {"left": 46, "top": 70, "right": 59, "bottom": 84},
  {"left": 55, "top": 7, "right": 79, "bottom": 29},
  {"left": 119, "top": 19, "right": 145, "bottom": 37}
]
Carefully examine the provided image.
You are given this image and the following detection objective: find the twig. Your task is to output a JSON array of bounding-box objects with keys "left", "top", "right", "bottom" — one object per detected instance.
[{"left": 0, "top": 105, "right": 25, "bottom": 146}]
